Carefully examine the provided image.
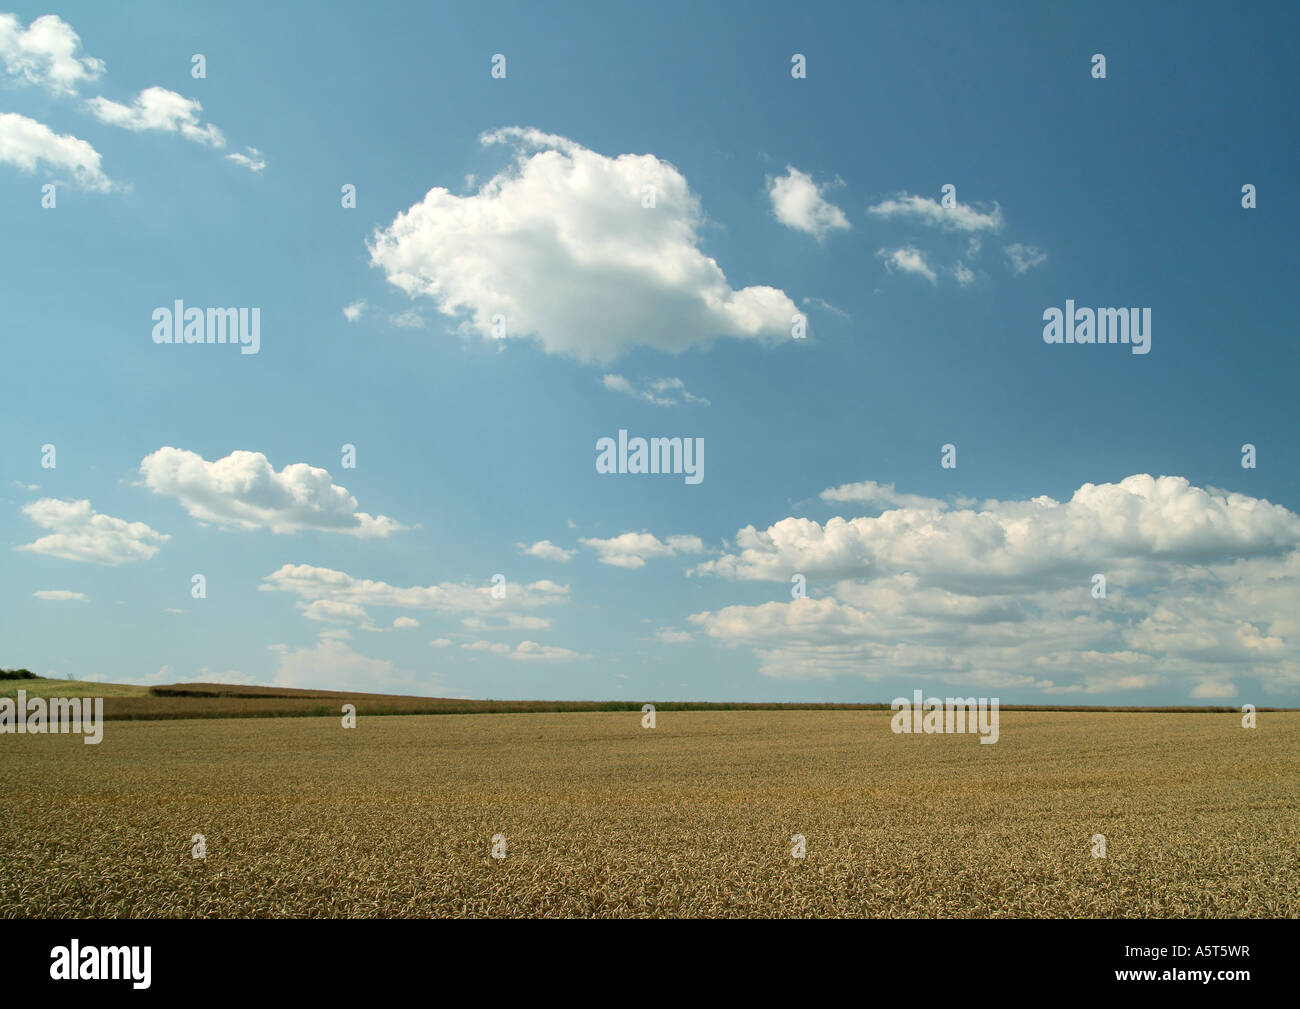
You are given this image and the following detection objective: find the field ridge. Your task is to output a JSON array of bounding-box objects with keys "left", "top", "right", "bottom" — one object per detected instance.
[{"left": 2, "top": 678, "right": 1294, "bottom": 721}]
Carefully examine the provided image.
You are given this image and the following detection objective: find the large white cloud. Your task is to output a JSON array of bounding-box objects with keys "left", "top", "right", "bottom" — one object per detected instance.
[
  {"left": 140, "top": 448, "right": 406, "bottom": 538},
  {"left": 0, "top": 112, "right": 113, "bottom": 191},
  {"left": 767, "top": 166, "right": 849, "bottom": 239},
  {"left": 698, "top": 475, "right": 1300, "bottom": 587},
  {"left": 0, "top": 13, "right": 103, "bottom": 95},
  {"left": 16, "top": 499, "right": 169, "bottom": 565},
  {"left": 690, "top": 475, "right": 1300, "bottom": 697},
  {"left": 87, "top": 86, "right": 225, "bottom": 147},
  {"left": 368, "top": 127, "right": 799, "bottom": 363}
]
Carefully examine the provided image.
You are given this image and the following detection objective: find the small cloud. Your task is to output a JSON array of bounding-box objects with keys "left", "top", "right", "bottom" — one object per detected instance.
[
  {"left": 868, "top": 193, "right": 1003, "bottom": 233},
  {"left": 390, "top": 309, "right": 425, "bottom": 329},
  {"left": 953, "top": 263, "right": 975, "bottom": 287},
  {"left": 462, "top": 640, "right": 510, "bottom": 655},
  {"left": 1190, "top": 679, "right": 1237, "bottom": 699},
  {"left": 299, "top": 599, "right": 368, "bottom": 624},
  {"left": 518, "top": 539, "right": 575, "bottom": 562},
  {"left": 33, "top": 589, "right": 88, "bottom": 601},
  {"left": 581, "top": 532, "right": 707, "bottom": 569},
  {"left": 821, "top": 479, "right": 948, "bottom": 511},
  {"left": 430, "top": 638, "right": 452, "bottom": 648},
  {"left": 343, "top": 300, "right": 367, "bottom": 322},
  {"left": 511, "top": 640, "right": 588, "bottom": 662},
  {"left": 878, "top": 246, "right": 937, "bottom": 284},
  {"left": 11, "top": 481, "right": 39, "bottom": 491},
  {"left": 767, "top": 165, "right": 850, "bottom": 240},
  {"left": 801, "top": 296, "right": 849, "bottom": 320},
  {"left": 655, "top": 627, "right": 692, "bottom": 644},
  {"left": 602, "top": 374, "right": 709, "bottom": 407},
  {"left": 463, "top": 640, "right": 589, "bottom": 661},
  {"left": 226, "top": 146, "right": 266, "bottom": 173},
  {"left": 462, "top": 614, "right": 552, "bottom": 632},
  {"left": 393, "top": 616, "right": 420, "bottom": 629},
  {"left": 1005, "top": 243, "right": 1047, "bottom": 274}
]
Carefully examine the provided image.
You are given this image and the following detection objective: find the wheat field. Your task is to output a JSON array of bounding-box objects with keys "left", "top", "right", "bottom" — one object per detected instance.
[{"left": 1, "top": 710, "right": 1297, "bottom": 918}]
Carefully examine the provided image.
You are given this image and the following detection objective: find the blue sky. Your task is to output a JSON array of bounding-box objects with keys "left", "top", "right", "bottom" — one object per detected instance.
[{"left": 3, "top": 1, "right": 1298, "bottom": 704}]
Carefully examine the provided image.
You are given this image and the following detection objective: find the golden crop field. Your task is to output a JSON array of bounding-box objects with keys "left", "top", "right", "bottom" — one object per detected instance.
[{"left": 1, "top": 710, "right": 1297, "bottom": 918}]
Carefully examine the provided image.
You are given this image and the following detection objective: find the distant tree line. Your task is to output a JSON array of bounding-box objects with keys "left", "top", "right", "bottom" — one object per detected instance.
[{"left": 0, "top": 668, "right": 36, "bottom": 679}]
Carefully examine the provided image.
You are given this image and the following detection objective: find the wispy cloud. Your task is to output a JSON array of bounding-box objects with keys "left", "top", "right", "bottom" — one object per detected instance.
[
  {"left": 1005, "top": 242, "right": 1047, "bottom": 274},
  {"left": 602, "top": 374, "right": 710, "bottom": 407},
  {"left": 868, "top": 192, "right": 1003, "bottom": 232},
  {"left": 878, "top": 246, "right": 937, "bottom": 284}
]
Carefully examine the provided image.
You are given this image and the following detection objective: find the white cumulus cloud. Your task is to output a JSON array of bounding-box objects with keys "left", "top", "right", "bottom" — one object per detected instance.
[
  {"left": 581, "top": 532, "right": 707, "bottom": 568},
  {"left": 0, "top": 13, "right": 103, "bottom": 94},
  {"left": 368, "top": 126, "right": 799, "bottom": 363},
  {"left": 139, "top": 447, "right": 406, "bottom": 538},
  {"left": 0, "top": 111, "right": 113, "bottom": 191},
  {"left": 16, "top": 499, "right": 169, "bottom": 565},
  {"left": 767, "top": 165, "right": 850, "bottom": 239},
  {"left": 689, "top": 475, "right": 1300, "bottom": 696},
  {"left": 518, "top": 539, "right": 575, "bottom": 562},
  {"left": 87, "top": 86, "right": 225, "bottom": 147}
]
